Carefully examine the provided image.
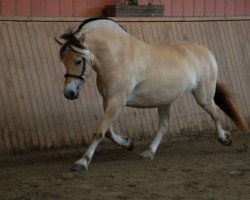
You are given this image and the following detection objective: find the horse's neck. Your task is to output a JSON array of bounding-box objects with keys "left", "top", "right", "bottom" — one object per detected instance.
[
  {"left": 84, "top": 30, "right": 119, "bottom": 72},
  {"left": 83, "top": 22, "right": 129, "bottom": 72},
  {"left": 80, "top": 20, "right": 127, "bottom": 36}
]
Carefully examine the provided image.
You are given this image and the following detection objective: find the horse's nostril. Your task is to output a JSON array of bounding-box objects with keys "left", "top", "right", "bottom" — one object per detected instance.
[
  {"left": 64, "top": 90, "right": 76, "bottom": 100},
  {"left": 69, "top": 91, "right": 75, "bottom": 99}
]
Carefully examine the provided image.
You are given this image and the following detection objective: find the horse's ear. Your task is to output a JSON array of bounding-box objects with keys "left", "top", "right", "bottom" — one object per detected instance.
[{"left": 54, "top": 37, "right": 67, "bottom": 46}]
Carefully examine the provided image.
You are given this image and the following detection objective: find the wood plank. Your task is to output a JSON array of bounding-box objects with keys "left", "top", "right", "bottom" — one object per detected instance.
[
  {"left": 0, "top": 92, "right": 6, "bottom": 152},
  {"left": 41, "top": 21, "right": 77, "bottom": 146},
  {"left": 0, "top": 29, "right": 11, "bottom": 151},
  {"left": 17, "top": 21, "right": 48, "bottom": 147},
  {"left": 230, "top": 21, "right": 250, "bottom": 116},
  {"left": 238, "top": 21, "right": 250, "bottom": 113},
  {"left": 44, "top": 22, "right": 73, "bottom": 145},
  {"left": 243, "top": 21, "right": 250, "bottom": 108},
  {"left": 9, "top": 21, "right": 37, "bottom": 149},
  {"left": 0, "top": 32, "right": 13, "bottom": 151},
  {"left": 25, "top": 22, "right": 51, "bottom": 148},
  {"left": 32, "top": 22, "right": 56, "bottom": 148},
  {"left": 10, "top": 21, "right": 38, "bottom": 149},
  {"left": 1, "top": 21, "right": 26, "bottom": 150},
  {"left": 155, "top": 22, "right": 165, "bottom": 44},
  {"left": 221, "top": 21, "right": 248, "bottom": 116},
  {"left": 16, "top": 21, "right": 42, "bottom": 148},
  {"left": 150, "top": 22, "right": 160, "bottom": 45}
]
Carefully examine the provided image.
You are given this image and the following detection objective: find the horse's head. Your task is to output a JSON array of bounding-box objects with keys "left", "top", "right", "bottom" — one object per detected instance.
[
  {"left": 54, "top": 30, "right": 91, "bottom": 100},
  {"left": 55, "top": 18, "right": 127, "bottom": 100}
]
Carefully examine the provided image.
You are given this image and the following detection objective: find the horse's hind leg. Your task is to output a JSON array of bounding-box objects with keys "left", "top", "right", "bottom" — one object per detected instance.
[
  {"left": 141, "top": 105, "right": 170, "bottom": 160},
  {"left": 193, "top": 85, "right": 232, "bottom": 146},
  {"left": 106, "top": 127, "right": 134, "bottom": 151}
]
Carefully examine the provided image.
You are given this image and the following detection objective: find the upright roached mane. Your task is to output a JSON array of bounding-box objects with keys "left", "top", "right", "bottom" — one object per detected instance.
[
  {"left": 57, "top": 17, "right": 127, "bottom": 58},
  {"left": 55, "top": 17, "right": 248, "bottom": 172}
]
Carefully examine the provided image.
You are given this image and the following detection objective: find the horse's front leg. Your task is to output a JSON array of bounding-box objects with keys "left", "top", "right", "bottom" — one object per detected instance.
[
  {"left": 103, "top": 100, "right": 133, "bottom": 151},
  {"left": 106, "top": 127, "right": 134, "bottom": 151},
  {"left": 71, "top": 97, "right": 125, "bottom": 172}
]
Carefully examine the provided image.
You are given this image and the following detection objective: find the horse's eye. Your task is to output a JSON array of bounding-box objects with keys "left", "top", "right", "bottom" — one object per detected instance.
[{"left": 76, "top": 60, "right": 82, "bottom": 65}]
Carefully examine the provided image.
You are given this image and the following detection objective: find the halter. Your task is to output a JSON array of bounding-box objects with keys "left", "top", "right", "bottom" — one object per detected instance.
[{"left": 64, "top": 58, "right": 86, "bottom": 82}]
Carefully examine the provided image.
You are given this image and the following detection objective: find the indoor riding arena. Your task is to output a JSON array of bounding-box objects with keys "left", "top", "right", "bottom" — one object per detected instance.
[{"left": 0, "top": 0, "right": 250, "bottom": 199}]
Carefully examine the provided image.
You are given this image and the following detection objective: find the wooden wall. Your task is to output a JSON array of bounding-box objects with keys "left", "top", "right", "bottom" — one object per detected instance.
[{"left": 0, "top": 17, "right": 249, "bottom": 152}]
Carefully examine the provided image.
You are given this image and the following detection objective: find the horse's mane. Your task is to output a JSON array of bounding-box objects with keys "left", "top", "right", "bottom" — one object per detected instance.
[
  {"left": 59, "top": 17, "right": 126, "bottom": 56},
  {"left": 76, "top": 17, "right": 126, "bottom": 33}
]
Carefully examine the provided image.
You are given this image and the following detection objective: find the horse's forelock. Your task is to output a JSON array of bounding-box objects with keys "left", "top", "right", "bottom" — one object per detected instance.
[
  {"left": 60, "top": 32, "right": 85, "bottom": 48},
  {"left": 59, "top": 29, "right": 86, "bottom": 58}
]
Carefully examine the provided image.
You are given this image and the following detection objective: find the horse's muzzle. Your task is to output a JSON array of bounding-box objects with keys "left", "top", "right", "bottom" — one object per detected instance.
[{"left": 64, "top": 90, "right": 79, "bottom": 100}]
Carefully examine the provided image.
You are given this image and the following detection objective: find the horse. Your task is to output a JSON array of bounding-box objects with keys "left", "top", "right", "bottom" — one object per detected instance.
[{"left": 54, "top": 17, "right": 248, "bottom": 172}]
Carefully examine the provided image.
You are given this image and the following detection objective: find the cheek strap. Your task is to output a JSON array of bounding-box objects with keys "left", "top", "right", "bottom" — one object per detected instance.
[{"left": 64, "top": 58, "right": 86, "bottom": 82}]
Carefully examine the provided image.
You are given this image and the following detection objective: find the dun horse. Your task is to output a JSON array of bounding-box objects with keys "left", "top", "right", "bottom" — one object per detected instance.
[{"left": 55, "top": 18, "right": 248, "bottom": 172}]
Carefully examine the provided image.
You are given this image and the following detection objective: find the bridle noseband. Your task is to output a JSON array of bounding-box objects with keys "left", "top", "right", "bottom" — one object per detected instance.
[{"left": 64, "top": 58, "right": 86, "bottom": 82}]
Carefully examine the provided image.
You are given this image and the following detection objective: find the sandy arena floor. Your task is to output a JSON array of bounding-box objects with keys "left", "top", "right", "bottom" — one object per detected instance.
[{"left": 0, "top": 133, "right": 250, "bottom": 200}]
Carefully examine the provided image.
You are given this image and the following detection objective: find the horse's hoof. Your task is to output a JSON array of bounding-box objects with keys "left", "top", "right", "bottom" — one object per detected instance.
[
  {"left": 140, "top": 150, "right": 154, "bottom": 160},
  {"left": 219, "top": 133, "right": 232, "bottom": 146},
  {"left": 70, "top": 164, "right": 87, "bottom": 172},
  {"left": 219, "top": 139, "right": 232, "bottom": 146},
  {"left": 126, "top": 139, "right": 134, "bottom": 151}
]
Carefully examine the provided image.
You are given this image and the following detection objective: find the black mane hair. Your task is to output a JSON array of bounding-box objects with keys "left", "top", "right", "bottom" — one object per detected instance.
[{"left": 76, "top": 17, "right": 126, "bottom": 32}]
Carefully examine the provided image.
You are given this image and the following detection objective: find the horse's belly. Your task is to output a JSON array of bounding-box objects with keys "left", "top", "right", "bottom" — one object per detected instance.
[
  {"left": 126, "top": 77, "right": 196, "bottom": 108},
  {"left": 126, "top": 95, "right": 174, "bottom": 108},
  {"left": 126, "top": 85, "right": 188, "bottom": 108}
]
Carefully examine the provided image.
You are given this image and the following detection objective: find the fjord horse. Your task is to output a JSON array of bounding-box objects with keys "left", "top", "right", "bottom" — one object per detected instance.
[{"left": 55, "top": 18, "right": 248, "bottom": 172}]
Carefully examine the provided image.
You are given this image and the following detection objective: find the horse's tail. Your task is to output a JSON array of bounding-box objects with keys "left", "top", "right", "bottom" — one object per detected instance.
[{"left": 214, "top": 82, "right": 248, "bottom": 132}]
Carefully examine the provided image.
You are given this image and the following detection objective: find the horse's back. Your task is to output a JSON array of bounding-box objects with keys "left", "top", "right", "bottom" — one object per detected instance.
[{"left": 158, "top": 42, "right": 218, "bottom": 84}]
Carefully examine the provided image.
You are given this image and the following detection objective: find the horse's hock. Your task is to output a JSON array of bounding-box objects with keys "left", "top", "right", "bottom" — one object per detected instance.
[{"left": 0, "top": 17, "right": 249, "bottom": 152}]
